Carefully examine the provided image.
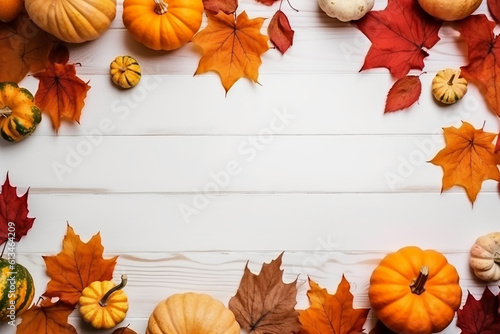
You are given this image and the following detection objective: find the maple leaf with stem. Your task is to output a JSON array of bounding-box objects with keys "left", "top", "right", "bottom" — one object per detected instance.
[
  {"left": 192, "top": 11, "right": 269, "bottom": 93},
  {"left": 43, "top": 224, "right": 117, "bottom": 305},
  {"left": 457, "top": 14, "right": 500, "bottom": 118},
  {"left": 228, "top": 252, "right": 301, "bottom": 334},
  {"left": 299, "top": 275, "right": 369, "bottom": 334},
  {"left": 0, "top": 13, "right": 55, "bottom": 83},
  {"left": 17, "top": 298, "right": 77, "bottom": 334},
  {"left": 355, "top": 0, "right": 442, "bottom": 79},
  {"left": 0, "top": 173, "right": 35, "bottom": 246},
  {"left": 430, "top": 121, "right": 500, "bottom": 204},
  {"left": 33, "top": 61, "right": 91, "bottom": 132},
  {"left": 457, "top": 287, "right": 500, "bottom": 333}
]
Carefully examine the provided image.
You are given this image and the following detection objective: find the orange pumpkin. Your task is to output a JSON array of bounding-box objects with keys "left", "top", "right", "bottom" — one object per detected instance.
[
  {"left": 0, "top": 0, "right": 24, "bottom": 22},
  {"left": 369, "top": 246, "right": 462, "bottom": 334},
  {"left": 122, "top": 0, "right": 204, "bottom": 51}
]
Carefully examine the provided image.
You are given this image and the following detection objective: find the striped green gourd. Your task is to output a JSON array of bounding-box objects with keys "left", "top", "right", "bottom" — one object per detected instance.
[{"left": 0, "top": 258, "right": 35, "bottom": 322}]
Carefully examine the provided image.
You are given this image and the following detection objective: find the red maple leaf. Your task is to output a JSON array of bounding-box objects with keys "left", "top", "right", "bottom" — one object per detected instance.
[
  {"left": 0, "top": 173, "right": 35, "bottom": 245},
  {"left": 458, "top": 14, "right": 500, "bottom": 117},
  {"left": 356, "top": 0, "right": 442, "bottom": 78},
  {"left": 457, "top": 287, "right": 500, "bottom": 333}
]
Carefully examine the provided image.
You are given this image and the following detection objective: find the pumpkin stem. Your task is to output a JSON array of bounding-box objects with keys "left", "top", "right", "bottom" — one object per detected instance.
[
  {"left": 409, "top": 265, "right": 429, "bottom": 295},
  {"left": 99, "top": 275, "right": 128, "bottom": 307},
  {"left": 153, "top": 0, "right": 168, "bottom": 15},
  {"left": 447, "top": 74, "right": 456, "bottom": 86},
  {"left": 0, "top": 106, "right": 12, "bottom": 118}
]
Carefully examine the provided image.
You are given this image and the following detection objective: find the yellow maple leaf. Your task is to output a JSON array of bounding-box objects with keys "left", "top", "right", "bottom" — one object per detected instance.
[
  {"left": 192, "top": 11, "right": 269, "bottom": 93},
  {"left": 430, "top": 121, "right": 500, "bottom": 203}
]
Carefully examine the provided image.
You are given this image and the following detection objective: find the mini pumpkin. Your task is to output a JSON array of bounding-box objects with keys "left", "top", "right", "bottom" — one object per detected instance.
[
  {"left": 470, "top": 232, "right": 500, "bottom": 282},
  {"left": 110, "top": 56, "right": 142, "bottom": 89},
  {"left": 0, "top": 0, "right": 24, "bottom": 22},
  {"left": 417, "top": 0, "right": 482, "bottom": 21},
  {"left": 0, "top": 258, "right": 35, "bottom": 322},
  {"left": 0, "top": 82, "right": 42, "bottom": 142},
  {"left": 369, "top": 246, "right": 462, "bottom": 334},
  {"left": 79, "top": 275, "right": 129, "bottom": 329},
  {"left": 123, "top": 0, "right": 204, "bottom": 51},
  {"left": 146, "top": 292, "right": 240, "bottom": 334},
  {"left": 432, "top": 68, "right": 468, "bottom": 104},
  {"left": 24, "top": 0, "right": 117, "bottom": 43}
]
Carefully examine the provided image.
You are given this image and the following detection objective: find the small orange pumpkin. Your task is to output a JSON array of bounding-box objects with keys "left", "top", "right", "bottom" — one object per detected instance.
[
  {"left": 369, "top": 246, "right": 462, "bottom": 334},
  {"left": 0, "top": 0, "right": 24, "bottom": 22},
  {"left": 122, "top": 0, "right": 204, "bottom": 51}
]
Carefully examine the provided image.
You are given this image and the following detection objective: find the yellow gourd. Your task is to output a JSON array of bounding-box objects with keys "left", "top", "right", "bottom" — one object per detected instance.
[
  {"left": 79, "top": 275, "right": 129, "bottom": 329},
  {"left": 146, "top": 292, "right": 240, "bottom": 334},
  {"left": 110, "top": 56, "right": 142, "bottom": 89},
  {"left": 432, "top": 68, "right": 468, "bottom": 104}
]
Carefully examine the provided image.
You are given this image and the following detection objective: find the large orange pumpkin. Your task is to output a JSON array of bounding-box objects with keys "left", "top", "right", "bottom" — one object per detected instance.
[
  {"left": 24, "top": 0, "right": 117, "bottom": 43},
  {"left": 369, "top": 246, "right": 462, "bottom": 334},
  {"left": 122, "top": 0, "right": 204, "bottom": 51}
]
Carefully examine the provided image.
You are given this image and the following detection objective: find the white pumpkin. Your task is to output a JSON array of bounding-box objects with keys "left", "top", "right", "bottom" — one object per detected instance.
[
  {"left": 470, "top": 232, "right": 500, "bottom": 282},
  {"left": 318, "top": 0, "right": 374, "bottom": 22}
]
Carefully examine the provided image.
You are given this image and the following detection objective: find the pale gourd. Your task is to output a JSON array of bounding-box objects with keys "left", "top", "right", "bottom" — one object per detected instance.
[
  {"left": 318, "top": 0, "right": 374, "bottom": 22},
  {"left": 470, "top": 232, "right": 500, "bottom": 282}
]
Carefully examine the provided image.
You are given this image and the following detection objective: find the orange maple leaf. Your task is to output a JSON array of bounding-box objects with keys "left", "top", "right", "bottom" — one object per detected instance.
[
  {"left": 0, "top": 14, "right": 54, "bottom": 83},
  {"left": 430, "top": 121, "right": 500, "bottom": 203},
  {"left": 33, "top": 63, "right": 91, "bottom": 132},
  {"left": 17, "top": 298, "right": 77, "bottom": 334},
  {"left": 299, "top": 276, "right": 370, "bottom": 334},
  {"left": 192, "top": 11, "right": 269, "bottom": 93},
  {"left": 43, "top": 224, "right": 117, "bottom": 306}
]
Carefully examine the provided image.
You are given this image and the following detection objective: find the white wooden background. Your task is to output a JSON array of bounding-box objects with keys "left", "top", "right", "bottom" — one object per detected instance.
[{"left": 1, "top": 0, "right": 500, "bottom": 333}]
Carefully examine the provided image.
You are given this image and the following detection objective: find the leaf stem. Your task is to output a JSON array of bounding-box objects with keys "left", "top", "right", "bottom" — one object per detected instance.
[
  {"left": 99, "top": 275, "right": 128, "bottom": 307},
  {"left": 0, "top": 241, "right": 6, "bottom": 258},
  {"left": 285, "top": 0, "right": 299, "bottom": 12},
  {"left": 153, "top": 0, "right": 168, "bottom": 15},
  {"left": 409, "top": 266, "right": 429, "bottom": 295}
]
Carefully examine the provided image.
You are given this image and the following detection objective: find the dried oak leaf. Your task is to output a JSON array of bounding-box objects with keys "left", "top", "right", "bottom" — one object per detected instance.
[
  {"left": 0, "top": 173, "right": 35, "bottom": 245},
  {"left": 43, "top": 224, "right": 117, "bottom": 305},
  {"left": 384, "top": 75, "right": 422, "bottom": 113},
  {"left": 269, "top": 10, "right": 294, "bottom": 54},
  {"left": 17, "top": 298, "right": 77, "bottom": 334},
  {"left": 458, "top": 14, "right": 500, "bottom": 117},
  {"left": 0, "top": 13, "right": 54, "bottom": 83},
  {"left": 203, "top": 0, "right": 238, "bottom": 14},
  {"left": 430, "top": 121, "right": 500, "bottom": 204},
  {"left": 33, "top": 62, "right": 91, "bottom": 132},
  {"left": 457, "top": 287, "right": 500, "bottom": 333},
  {"left": 488, "top": 0, "right": 500, "bottom": 23},
  {"left": 228, "top": 252, "right": 301, "bottom": 334},
  {"left": 299, "top": 276, "right": 369, "bottom": 334},
  {"left": 192, "top": 11, "right": 269, "bottom": 93},
  {"left": 355, "top": 0, "right": 442, "bottom": 79}
]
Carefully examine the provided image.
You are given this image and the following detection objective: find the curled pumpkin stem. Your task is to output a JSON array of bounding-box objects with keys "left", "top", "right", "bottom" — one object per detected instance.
[
  {"left": 153, "top": 0, "right": 168, "bottom": 15},
  {"left": 99, "top": 275, "right": 128, "bottom": 307},
  {"left": 447, "top": 74, "right": 456, "bottom": 86},
  {"left": 409, "top": 265, "right": 429, "bottom": 295}
]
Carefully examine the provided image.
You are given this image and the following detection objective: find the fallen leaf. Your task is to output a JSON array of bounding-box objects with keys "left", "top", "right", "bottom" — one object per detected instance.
[
  {"left": 0, "top": 173, "right": 35, "bottom": 245},
  {"left": 48, "top": 43, "right": 70, "bottom": 65},
  {"left": 192, "top": 11, "right": 269, "bottom": 93},
  {"left": 458, "top": 14, "right": 500, "bottom": 117},
  {"left": 256, "top": 0, "right": 279, "bottom": 5},
  {"left": 430, "top": 121, "right": 500, "bottom": 203},
  {"left": 17, "top": 298, "right": 77, "bottom": 334},
  {"left": 488, "top": 0, "right": 500, "bottom": 23},
  {"left": 457, "top": 287, "right": 500, "bottom": 333},
  {"left": 268, "top": 10, "right": 294, "bottom": 54},
  {"left": 203, "top": 0, "right": 238, "bottom": 14},
  {"left": 355, "top": 0, "right": 442, "bottom": 78},
  {"left": 0, "top": 13, "right": 54, "bottom": 83},
  {"left": 112, "top": 325, "right": 138, "bottom": 334},
  {"left": 369, "top": 320, "right": 398, "bottom": 334},
  {"left": 384, "top": 75, "right": 422, "bottom": 113},
  {"left": 33, "top": 63, "right": 91, "bottom": 132},
  {"left": 299, "top": 276, "right": 369, "bottom": 334},
  {"left": 43, "top": 224, "right": 117, "bottom": 305},
  {"left": 228, "top": 252, "right": 301, "bottom": 334}
]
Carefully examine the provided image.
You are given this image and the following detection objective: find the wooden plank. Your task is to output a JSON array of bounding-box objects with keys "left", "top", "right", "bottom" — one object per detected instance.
[
  {"left": 15, "top": 193, "right": 500, "bottom": 253},
  {"left": 7, "top": 250, "right": 492, "bottom": 334}
]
